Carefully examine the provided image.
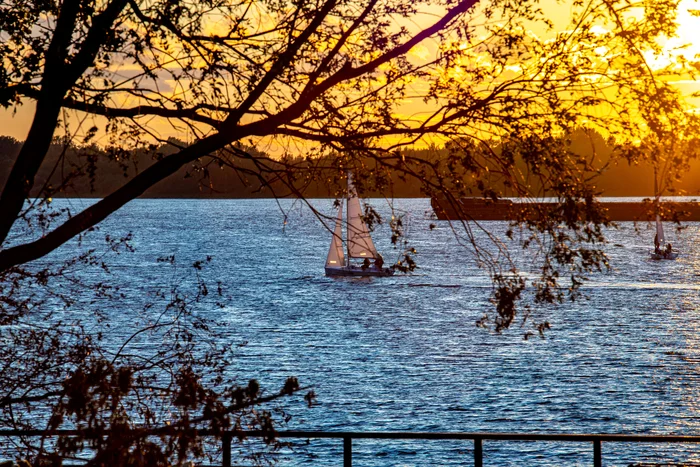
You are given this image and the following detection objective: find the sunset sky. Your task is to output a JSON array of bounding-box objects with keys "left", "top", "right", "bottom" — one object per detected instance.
[{"left": 2, "top": 0, "right": 700, "bottom": 145}]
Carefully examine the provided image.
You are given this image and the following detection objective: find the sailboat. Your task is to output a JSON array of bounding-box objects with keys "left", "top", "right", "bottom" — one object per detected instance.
[
  {"left": 325, "top": 173, "right": 394, "bottom": 277},
  {"left": 650, "top": 170, "right": 677, "bottom": 260},
  {"left": 651, "top": 210, "right": 677, "bottom": 260}
]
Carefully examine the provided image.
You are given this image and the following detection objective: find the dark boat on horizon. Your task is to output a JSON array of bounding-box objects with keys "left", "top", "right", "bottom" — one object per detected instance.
[{"left": 430, "top": 196, "right": 700, "bottom": 222}]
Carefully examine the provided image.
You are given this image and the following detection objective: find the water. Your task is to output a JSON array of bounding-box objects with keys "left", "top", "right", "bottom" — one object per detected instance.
[{"left": 21, "top": 198, "right": 700, "bottom": 466}]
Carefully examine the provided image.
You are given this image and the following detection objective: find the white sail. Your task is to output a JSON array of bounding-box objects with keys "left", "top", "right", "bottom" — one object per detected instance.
[
  {"left": 655, "top": 214, "right": 665, "bottom": 245},
  {"left": 653, "top": 174, "right": 666, "bottom": 246},
  {"left": 325, "top": 207, "right": 346, "bottom": 267},
  {"left": 654, "top": 189, "right": 665, "bottom": 245},
  {"left": 346, "top": 173, "right": 378, "bottom": 259}
]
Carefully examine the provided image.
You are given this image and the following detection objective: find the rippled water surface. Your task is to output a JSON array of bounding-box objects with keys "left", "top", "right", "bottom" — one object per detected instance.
[{"left": 37, "top": 198, "right": 700, "bottom": 466}]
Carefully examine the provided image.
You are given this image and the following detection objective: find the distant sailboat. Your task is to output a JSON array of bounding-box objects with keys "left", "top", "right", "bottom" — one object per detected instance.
[
  {"left": 650, "top": 170, "right": 677, "bottom": 260},
  {"left": 325, "top": 173, "right": 394, "bottom": 277}
]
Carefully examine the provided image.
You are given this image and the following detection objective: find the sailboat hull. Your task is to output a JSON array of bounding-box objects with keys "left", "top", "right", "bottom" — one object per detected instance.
[
  {"left": 325, "top": 265, "right": 394, "bottom": 277},
  {"left": 650, "top": 251, "right": 678, "bottom": 260}
]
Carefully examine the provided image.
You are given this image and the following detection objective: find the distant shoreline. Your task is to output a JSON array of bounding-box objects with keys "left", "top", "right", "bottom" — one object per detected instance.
[
  {"left": 31, "top": 195, "right": 700, "bottom": 221},
  {"left": 41, "top": 195, "right": 692, "bottom": 200},
  {"left": 22, "top": 191, "right": 700, "bottom": 201}
]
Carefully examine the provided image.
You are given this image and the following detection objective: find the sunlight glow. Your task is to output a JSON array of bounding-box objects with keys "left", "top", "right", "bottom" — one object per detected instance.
[{"left": 644, "top": 0, "right": 700, "bottom": 70}]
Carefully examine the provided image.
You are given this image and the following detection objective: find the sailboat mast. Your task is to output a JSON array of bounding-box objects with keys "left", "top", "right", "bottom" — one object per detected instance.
[
  {"left": 346, "top": 172, "right": 351, "bottom": 265},
  {"left": 653, "top": 165, "right": 665, "bottom": 244},
  {"left": 654, "top": 166, "right": 659, "bottom": 212}
]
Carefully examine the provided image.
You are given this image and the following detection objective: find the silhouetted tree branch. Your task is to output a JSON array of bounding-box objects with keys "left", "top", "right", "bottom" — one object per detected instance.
[{"left": 1, "top": 0, "right": 699, "bottom": 461}]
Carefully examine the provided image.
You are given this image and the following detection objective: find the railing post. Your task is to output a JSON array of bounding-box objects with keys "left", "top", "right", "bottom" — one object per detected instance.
[
  {"left": 474, "top": 438, "right": 483, "bottom": 467},
  {"left": 344, "top": 436, "right": 352, "bottom": 467},
  {"left": 222, "top": 433, "right": 232, "bottom": 467},
  {"left": 593, "top": 439, "right": 601, "bottom": 467}
]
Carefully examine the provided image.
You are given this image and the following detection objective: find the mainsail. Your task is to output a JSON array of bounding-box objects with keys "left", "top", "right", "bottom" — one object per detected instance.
[
  {"left": 325, "top": 207, "right": 346, "bottom": 267},
  {"left": 346, "top": 173, "right": 378, "bottom": 259},
  {"left": 653, "top": 173, "right": 665, "bottom": 245},
  {"left": 655, "top": 214, "right": 665, "bottom": 245},
  {"left": 655, "top": 186, "right": 665, "bottom": 244}
]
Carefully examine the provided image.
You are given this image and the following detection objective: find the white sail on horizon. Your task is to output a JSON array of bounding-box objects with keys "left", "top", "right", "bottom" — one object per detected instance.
[{"left": 346, "top": 173, "right": 378, "bottom": 259}]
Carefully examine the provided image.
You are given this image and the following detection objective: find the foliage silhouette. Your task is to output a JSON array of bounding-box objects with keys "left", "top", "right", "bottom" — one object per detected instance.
[{"left": 1, "top": 0, "right": 699, "bottom": 463}]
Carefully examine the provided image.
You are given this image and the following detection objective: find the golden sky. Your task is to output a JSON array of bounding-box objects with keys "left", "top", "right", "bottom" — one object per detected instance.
[{"left": 1, "top": 0, "right": 699, "bottom": 143}]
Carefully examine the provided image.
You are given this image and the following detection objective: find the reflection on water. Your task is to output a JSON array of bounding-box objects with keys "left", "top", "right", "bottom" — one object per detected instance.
[
  {"left": 35, "top": 198, "right": 700, "bottom": 466},
  {"left": 587, "top": 282, "right": 700, "bottom": 290}
]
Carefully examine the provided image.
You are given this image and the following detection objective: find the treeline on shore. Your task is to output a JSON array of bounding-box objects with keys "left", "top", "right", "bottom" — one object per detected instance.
[{"left": 1, "top": 132, "right": 699, "bottom": 199}]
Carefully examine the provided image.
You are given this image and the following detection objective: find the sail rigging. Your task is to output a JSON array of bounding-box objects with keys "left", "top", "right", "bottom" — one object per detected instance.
[
  {"left": 653, "top": 165, "right": 666, "bottom": 246},
  {"left": 346, "top": 173, "right": 378, "bottom": 259},
  {"left": 653, "top": 166, "right": 665, "bottom": 245}
]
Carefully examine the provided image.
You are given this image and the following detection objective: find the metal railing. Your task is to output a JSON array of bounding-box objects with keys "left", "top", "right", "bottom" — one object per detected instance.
[{"left": 5, "top": 429, "right": 700, "bottom": 466}]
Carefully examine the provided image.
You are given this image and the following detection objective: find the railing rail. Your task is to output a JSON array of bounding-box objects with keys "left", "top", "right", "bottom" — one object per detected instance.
[{"left": 4, "top": 429, "right": 700, "bottom": 466}]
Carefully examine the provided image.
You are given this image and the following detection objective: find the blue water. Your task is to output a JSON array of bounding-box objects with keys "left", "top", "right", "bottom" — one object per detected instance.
[{"left": 23, "top": 198, "right": 700, "bottom": 466}]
